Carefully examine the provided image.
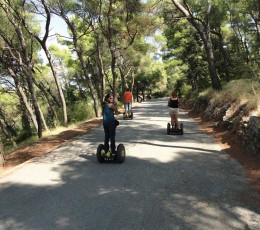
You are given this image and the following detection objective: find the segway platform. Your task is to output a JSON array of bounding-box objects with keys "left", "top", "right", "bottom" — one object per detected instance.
[
  {"left": 97, "top": 144, "right": 125, "bottom": 163},
  {"left": 167, "top": 122, "right": 184, "bottom": 135},
  {"left": 123, "top": 111, "right": 133, "bottom": 120}
]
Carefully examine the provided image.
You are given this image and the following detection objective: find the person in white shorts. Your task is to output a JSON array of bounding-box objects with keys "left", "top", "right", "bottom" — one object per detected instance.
[{"left": 168, "top": 91, "right": 180, "bottom": 129}]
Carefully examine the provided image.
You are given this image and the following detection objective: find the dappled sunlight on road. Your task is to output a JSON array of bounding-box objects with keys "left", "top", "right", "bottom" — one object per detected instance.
[
  {"left": 0, "top": 98, "right": 258, "bottom": 230},
  {"left": 164, "top": 194, "right": 248, "bottom": 230},
  {"left": 0, "top": 163, "right": 64, "bottom": 186},
  {"left": 127, "top": 144, "right": 181, "bottom": 163}
]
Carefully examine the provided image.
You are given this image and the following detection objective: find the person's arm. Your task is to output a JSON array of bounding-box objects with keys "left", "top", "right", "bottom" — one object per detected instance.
[
  {"left": 168, "top": 98, "right": 171, "bottom": 107},
  {"left": 109, "top": 103, "right": 120, "bottom": 115}
]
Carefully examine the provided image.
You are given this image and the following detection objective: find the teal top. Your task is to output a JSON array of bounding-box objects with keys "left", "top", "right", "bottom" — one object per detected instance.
[{"left": 103, "top": 103, "right": 115, "bottom": 122}]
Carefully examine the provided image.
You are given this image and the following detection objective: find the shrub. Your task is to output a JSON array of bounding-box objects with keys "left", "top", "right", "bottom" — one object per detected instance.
[
  {"left": 67, "top": 101, "right": 95, "bottom": 124},
  {"left": 152, "top": 91, "right": 167, "bottom": 98}
]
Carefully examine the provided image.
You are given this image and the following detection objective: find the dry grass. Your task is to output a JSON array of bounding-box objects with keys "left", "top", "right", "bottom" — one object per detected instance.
[{"left": 200, "top": 79, "right": 260, "bottom": 115}]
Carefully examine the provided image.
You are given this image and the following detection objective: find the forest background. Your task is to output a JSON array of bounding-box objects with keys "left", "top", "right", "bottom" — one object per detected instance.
[{"left": 0, "top": 0, "right": 259, "bottom": 161}]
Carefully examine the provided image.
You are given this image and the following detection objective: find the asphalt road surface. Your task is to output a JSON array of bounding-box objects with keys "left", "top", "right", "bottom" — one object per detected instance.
[{"left": 0, "top": 98, "right": 259, "bottom": 230}]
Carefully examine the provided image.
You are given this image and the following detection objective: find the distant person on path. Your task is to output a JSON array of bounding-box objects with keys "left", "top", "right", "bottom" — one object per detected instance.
[
  {"left": 102, "top": 93, "right": 119, "bottom": 156},
  {"left": 123, "top": 88, "right": 133, "bottom": 118},
  {"left": 168, "top": 91, "right": 180, "bottom": 129}
]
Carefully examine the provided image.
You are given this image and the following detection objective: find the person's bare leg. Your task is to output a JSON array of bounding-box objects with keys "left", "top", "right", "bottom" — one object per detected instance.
[
  {"left": 172, "top": 114, "right": 176, "bottom": 128},
  {"left": 175, "top": 115, "right": 179, "bottom": 129},
  {"left": 124, "top": 104, "right": 127, "bottom": 117},
  {"left": 171, "top": 114, "right": 175, "bottom": 128}
]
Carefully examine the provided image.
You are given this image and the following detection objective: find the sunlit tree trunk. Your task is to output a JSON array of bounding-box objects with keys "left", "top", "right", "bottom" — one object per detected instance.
[
  {"left": 0, "top": 141, "right": 5, "bottom": 167},
  {"left": 33, "top": 79, "right": 58, "bottom": 123},
  {"left": 64, "top": 18, "right": 101, "bottom": 117},
  {"left": 42, "top": 47, "right": 68, "bottom": 126},
  {"left": 18, "top": 0, "right": 68, "bottom": 127}
]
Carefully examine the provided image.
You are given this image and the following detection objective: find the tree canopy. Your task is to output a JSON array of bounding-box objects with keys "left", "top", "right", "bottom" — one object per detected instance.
[{"left": 0, "top": 0, "right": 259, "bottom": 147}]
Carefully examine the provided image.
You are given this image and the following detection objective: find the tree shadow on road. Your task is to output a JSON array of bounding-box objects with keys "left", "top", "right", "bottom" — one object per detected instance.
[
  {"left": 0, "top": 151, "right": 258, "bottom": 230},
  {"left": 0, "top": 98, "right": 258, "bottom": 229}
]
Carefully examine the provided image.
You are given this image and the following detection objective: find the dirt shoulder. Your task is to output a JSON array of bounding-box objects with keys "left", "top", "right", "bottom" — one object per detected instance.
[
  {"left": 1, "top": 109, "right": 259, "bottom": 200},
  {"left": 0, "top": 118, "right": 102, "bottom": 175}
]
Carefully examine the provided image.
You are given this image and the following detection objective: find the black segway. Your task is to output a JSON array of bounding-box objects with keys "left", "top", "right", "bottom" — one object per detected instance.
[
  {"left": 167, "top": 122, "right": 184, "bottom": 135},
  {"left": 123, "top": 110, "right": 133, "bottom": 120},
  {"left": 97, "top": 143, "right": 126, "bottom": 163}
]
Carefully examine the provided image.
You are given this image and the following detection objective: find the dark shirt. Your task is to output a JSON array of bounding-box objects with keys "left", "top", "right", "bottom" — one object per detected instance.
[{"left": 168, "top": 98, "right": 179, "bottom": 108}]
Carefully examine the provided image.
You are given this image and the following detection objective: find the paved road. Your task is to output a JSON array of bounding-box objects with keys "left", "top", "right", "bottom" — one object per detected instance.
[{"left": 0, "top": 98, "right": 259, "bottom": 230}]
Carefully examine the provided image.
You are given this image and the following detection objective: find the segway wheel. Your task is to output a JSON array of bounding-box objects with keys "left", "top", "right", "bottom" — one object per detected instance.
[
  {"left": 167, "top": 123, "right": 171, "bottom": 135},
  {"left": 180, "top": 123, "right": 184, "bottom": 135},
  {"left": 130, "top": 111, "right": 133, "bottom": 119},
  {"left": 116, "top": 144, "right": 125, "bottom": 163},
  {"left": 97, "top": 144, "right": 105, "bottom": 163}
]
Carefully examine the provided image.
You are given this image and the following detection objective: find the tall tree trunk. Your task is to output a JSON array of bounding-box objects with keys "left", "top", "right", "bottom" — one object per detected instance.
[
  {"left": 82, "top": 59, "right": 101, "bottom": 117},
  {"left": 20, "top": 0, "right": 68, "bottom": 127},
  {"left": 0, "top": 120, "right": 17, "bottom": 147},
  {"left": 20, "top": 103, "right": 33, "bottom": 139},
  {"left": 0, "top": 108, "right": 17, "bottom": 137},
  {"left": 215, "top": 30, "right": 230, "bottom": 82},
  {"left": 171, "top": 0, "right": 222, "bottom": 90},
  {"left": 26, "top": 68, "right": 43, "bottom": 138},
  {"left": 43, "top": 47, "right": 68, "bottom": 126},
  {"left": 92, "top": 21, "right": 106, "bottom": 103},
  {"left": 9, "top": 68, "right": 38, "bottom": 132},
  {"left": 119, "top": 66, "right": 126, "bottom": 101},
  {"left": 97, "top": 42, "right": 106, "bottom": 102},
  {"left": 201, "top": 30, "right": 222, "bottom": 90},
  {"left": 2, "top": 2, "right": 43, "bottom": 137},
  {"left": 60, "top": 15, "right": 101, "bottom": 117},
  {"left": 110, "top": 49, "right": 118, "bottom": 102},
  {"left": 38, "top": 104, "right": 49, "bottom": 132},
  {"left": 0, "top": 141, "right": 5, "bottom": 167},
  {"left": 49, "top": 1, "right": 101, "bottom": 117},
  {"left": 33, "top": 79, "right": 58, "bottom": 122}
]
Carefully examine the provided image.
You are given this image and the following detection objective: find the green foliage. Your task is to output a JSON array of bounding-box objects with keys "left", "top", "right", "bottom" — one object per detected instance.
[
  {"left": 163, "top": 18, "right": 209, "bottom": 91},
  {"left": 134, "top": 59, "right": 168, "bottom": 97},
  {"left": 66, "top": 101, "right": 95, "bottom": 124},
  {"left": 162, "top": 0, "right": 259, "bottom": 93},
  {"left": 152, "top": 91, "right": 167, "bottom": 98},
  {"left": 4, "top": 135, "right": 39, "bottom": 154},
  {"left": 15, "top": 130, "right": 36, "bottom": 143},
  {"left": 222, "top": 79, "right": 260, "bottom": 103},
  {"left": 192, "top": 79, "right": 260, "bottom": 113},
  {"left": 1, "top": 0, "right": 259, "bottom": 148},
  {"left": 0, "top": 91, "right": 20, "bottom": 132}
]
